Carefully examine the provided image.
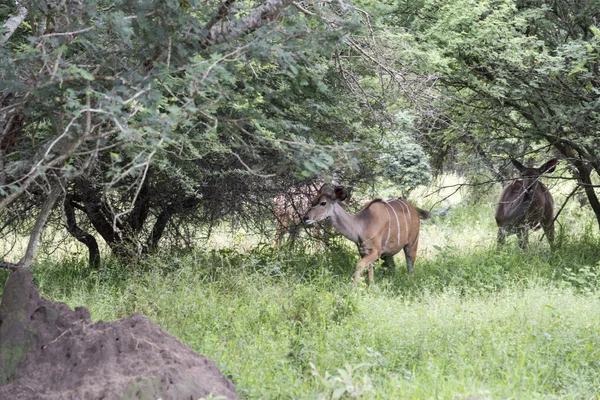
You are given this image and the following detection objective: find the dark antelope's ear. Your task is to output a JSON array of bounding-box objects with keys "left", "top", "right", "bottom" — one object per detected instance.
[
  {"left": 538, "top": 158, "right": 559, "bottom": 174},
  {"left": 511, "top": 159, "right": 526, "bottom": 173},
  {"left": 332, "top": 185, "right": 348, "bottom": 201}
]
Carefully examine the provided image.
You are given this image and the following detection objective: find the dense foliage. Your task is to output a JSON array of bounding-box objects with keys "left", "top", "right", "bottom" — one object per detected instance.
[
  {"left": 1, "top": 0, "right": 433, "bottom": 266},
  {"left": 3, "top": 0, "right": 600, "bottom": 267},
  {"left": 0, "top": 0, "right": 597, "bottom": 283},
  {"left": 387, "top": 0, "right": 600, "bottom": 221}
]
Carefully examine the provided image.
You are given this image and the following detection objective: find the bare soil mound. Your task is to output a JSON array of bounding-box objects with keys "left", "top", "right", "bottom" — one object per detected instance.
[{"left": 0, "top": 269, "right": 238, "bottom": 400}]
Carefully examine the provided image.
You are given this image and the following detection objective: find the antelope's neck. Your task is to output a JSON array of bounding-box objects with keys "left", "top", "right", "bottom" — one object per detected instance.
[{"left": 330, "top": 202, "right": 360, "bottom": 244}]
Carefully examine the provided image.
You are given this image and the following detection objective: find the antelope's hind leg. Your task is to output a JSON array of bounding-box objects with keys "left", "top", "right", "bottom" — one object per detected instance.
[
  {"left": 403, "top": 238, "right": 420, "bottom": 278},
  {"left": 382, "top": 254, "right": 396, "bottom": 274}
]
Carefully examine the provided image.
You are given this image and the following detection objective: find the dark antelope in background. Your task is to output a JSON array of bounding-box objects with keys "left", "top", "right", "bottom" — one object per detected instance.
[
  {"left": 303, "top": 184, "right": 430, "bottom": 284},
  {"left": 495, "top": 158, "right": 559, "bottom": 248}
]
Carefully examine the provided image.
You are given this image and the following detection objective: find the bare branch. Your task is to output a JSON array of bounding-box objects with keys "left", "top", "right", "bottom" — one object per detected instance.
[
  {"left": 0, "top": 260, "right": 19, "bottom": 270},
  {"left": 111, "top": 146, "right": 158, "bottom": 232},
  {"left": 204, "top": 0, "right": 293, "bottom": 46},
  {"left": 293, "top": 1, "right": 316, "bottom": 16},
  {"left": 0, "top": 109, "right": 107, "bottom": 210},
  {"left": 17, "top": 182, "right": 62, "bottom": 269},
  {"left": 545, "top": 184, "right": 580, "bottom": 238},
  {"left": 1, "top": 3, "right": 28, "bottom": 45},
  {"left": 38, "top": 26, "right": 94, "bottom": 39}
]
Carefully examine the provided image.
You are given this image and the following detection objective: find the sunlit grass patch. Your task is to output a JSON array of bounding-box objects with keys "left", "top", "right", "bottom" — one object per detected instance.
[{"left": 315, "top": 284, "right": 600, "bottom": 398}]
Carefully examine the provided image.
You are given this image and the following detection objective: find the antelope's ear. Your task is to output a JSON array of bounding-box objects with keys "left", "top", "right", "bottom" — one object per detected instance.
[
  {"left": 539, "top": 158, "right": 559, "bottom": 174},
  {"left": 511, "top": 159, "right": 526, "bottom": 172},
  {"left": 318, "top": 184, "right": 334, "bottom": 196},
  {"left": 333, "top": 186, "right": 348, "bottom": 201}
]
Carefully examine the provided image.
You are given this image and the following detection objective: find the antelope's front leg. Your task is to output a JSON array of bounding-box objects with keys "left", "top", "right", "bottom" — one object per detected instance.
[
  {"left": 517, "top": 227, "right": 529, "bottom": 249},
  {"left": 353, "top": 245, "right": 381, "bottom": 284}
]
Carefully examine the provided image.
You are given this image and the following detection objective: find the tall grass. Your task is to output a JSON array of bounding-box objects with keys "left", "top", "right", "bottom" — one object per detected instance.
[
  {"left": 2, "top": 178, "right": 600, "bottom": 399},
  {"left": 6, "top": 232, "right": 598, "bottom": 399}
]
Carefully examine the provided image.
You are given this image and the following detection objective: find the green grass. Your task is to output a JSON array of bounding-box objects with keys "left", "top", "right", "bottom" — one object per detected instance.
[
  {"left": 3, "top": 235, "right": 598, "bottom": 399},
  {"left": 2, "top": 190, "right": 600, "bottom": 399}
]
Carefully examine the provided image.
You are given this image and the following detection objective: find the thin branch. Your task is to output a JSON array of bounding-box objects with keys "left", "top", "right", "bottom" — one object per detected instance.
[
  {"left": 0, "top": 260, "right": 19, "bottom": 270},
  {"left": 551, "top": 184, "right": 579, "bottom": 228},
  {"left": 231, "top": 152, "right": 275, "bottom": 178},
  {"left": 38, "top": 26, "right": 94, "bottom": 39},
  {"left": 0, "top": 109, "right": 105, "bottom": 210},
  {"left": 293, "top": 1, "right": 316, "bottom": 16},
  {"left": 111, "top": 148, "right": 157, "bottom": 232}
]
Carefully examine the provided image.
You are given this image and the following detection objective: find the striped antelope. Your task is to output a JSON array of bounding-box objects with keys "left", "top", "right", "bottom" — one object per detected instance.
[{"left": 303, "top": 184, "right": 430, "bottom": 284}]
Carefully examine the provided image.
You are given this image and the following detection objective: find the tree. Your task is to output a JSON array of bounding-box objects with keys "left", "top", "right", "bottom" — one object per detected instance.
[
  {"left": 385, "top": 0, "right": 600, "bottom": 227},
  {"left": 1, "top": 0, "right": 434, "bottom": 268}
]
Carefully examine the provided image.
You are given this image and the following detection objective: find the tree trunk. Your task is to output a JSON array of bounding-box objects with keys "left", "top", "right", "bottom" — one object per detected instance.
[
  {"left": 147, "top": 208, "right": 171, "bottom": 252},
  {"left": 73, "top": 179, "right": 147, "bottom": 262},
  {"left": 553, "top": 141, "right": 600, "bottom": 230},
  {"left": 577, "top": 168, "right": 600, "bottom": 229},
  {"left": 18, "top": 183, "right": 62, "bottom": 268},
  {"left": 63, "top": 196, "right": 101, "bottom": 269}
]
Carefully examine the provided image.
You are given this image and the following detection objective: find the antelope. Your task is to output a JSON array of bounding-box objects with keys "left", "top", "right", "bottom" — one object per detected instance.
[
  {"left": 303, "top": 184, "right": 430, "bottom": 284},
  {"left": 495, "top": 158, "right": 559, "bottom": 248}
]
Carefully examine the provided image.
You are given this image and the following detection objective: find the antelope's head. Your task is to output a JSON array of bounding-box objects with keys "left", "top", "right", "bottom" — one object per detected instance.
[
  {"left": 512, "top": 158, "right": 558, "bottom": 197},
  {"left": 303, "top": 184, "right": 348, "bottom": 224}
]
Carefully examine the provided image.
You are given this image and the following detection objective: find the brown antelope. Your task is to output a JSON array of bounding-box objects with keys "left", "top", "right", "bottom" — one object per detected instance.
[
  {"left": 495, "top": 158, "right": 559, "bottom": 248},
  {"left": 303, "top": 184, "right": 430, "bottom": 284}
]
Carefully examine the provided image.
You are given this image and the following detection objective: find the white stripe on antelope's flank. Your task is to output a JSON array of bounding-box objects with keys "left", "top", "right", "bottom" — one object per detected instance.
[
  {"left": 398, "top": 199, "right": 411, "bottom": 243},
  {"left": 386, "top": 199, "right": 401, "bottom": 248},
  {"left": 382, "top": 201, "right": 393, "bottom": 250}
]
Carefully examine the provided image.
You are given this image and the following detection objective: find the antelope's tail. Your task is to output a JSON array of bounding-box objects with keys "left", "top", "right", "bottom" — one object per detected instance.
[{"left": 415, "top": 208, "right": 431, "bottom": 220}]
